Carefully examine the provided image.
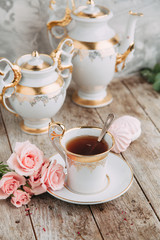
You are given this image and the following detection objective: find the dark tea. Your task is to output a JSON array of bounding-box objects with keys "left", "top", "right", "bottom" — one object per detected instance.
[{"left": 66, "top": 135, "right": 109, "bottom": 155}]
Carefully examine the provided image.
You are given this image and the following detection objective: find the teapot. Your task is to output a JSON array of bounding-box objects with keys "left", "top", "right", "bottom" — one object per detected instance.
[
  {"left": 47, "top": 0, "right": 143, "bottom": 108},
  {"left": 0, "top": 38, "right": 74, "bottom": 134}
]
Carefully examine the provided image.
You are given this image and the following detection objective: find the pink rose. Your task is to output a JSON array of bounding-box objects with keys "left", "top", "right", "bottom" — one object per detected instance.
[
  {"left": 7, "top": 141, "right": 44, "bottom": 176},
  {"left": 0, "top": 172, "right": 26, "bottom": 199},
  {"left": 27, "top": 159, "right": 49, "bottom": 195},
  {"left": 42, "top": 160, "right": 65, "bottom": 191},
  {"left": 23, "top": 186, "right": 34, "bottom": 196},
  {"left": 11, "top": 190, "right": 31, "bottom": 207}
]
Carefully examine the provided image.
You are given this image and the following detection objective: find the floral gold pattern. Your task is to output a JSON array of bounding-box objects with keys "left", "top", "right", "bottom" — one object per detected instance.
[
  {"left": 66, "top": 155, "right": 107, "bottom": 171},
  {"left": 11, "top": 88, "right": 65, "bottom": 107}
]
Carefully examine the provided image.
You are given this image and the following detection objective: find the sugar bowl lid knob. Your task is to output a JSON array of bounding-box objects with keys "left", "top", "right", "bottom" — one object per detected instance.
[
  {"left": 21, "top": 50, "right": 51, "bottom": 71},
  {"left": 87, "top": 0, "right": 95, "bottom": 5}
]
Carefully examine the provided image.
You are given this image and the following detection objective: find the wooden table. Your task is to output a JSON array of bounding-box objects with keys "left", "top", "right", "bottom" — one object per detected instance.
[{"left": 0, "top": 75, "right": 160, "bottom": 240}]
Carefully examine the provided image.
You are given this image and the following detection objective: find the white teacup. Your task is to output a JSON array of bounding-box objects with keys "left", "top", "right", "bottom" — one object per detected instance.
[{"left": 48, "top": 122, "right": 114, "bottom": 194}]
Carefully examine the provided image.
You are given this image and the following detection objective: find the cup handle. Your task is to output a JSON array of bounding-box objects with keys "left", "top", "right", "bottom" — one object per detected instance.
[{"left": 48, "top": 121, "right": 66, "bottom": 164}]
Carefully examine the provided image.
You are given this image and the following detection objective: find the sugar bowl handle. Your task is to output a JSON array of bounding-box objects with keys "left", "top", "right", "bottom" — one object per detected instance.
[
  {"left": 0, "top": 58, "right": 21, "bottom": 116},
  {"left": 50, "top": 38, "right": 74, "bottom": 89},
  {"left": 48, "top": 121, "right": 66, "bottom": 163}
]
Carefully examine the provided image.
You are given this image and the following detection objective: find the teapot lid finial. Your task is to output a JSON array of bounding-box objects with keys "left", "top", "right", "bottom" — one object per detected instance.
[
  {"left": 87, "top": 0, "right": 95, "bottom": 5},
  {"left": 73, "top": 0, "right": 110, "bottom": 19},
  {"left": 31, "top": 50, "right": 39, "bottom": 58}
]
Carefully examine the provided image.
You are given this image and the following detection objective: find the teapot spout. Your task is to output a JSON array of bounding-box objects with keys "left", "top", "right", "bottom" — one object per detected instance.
[{"left": 115, "top": 11, "right": 143, "bottom": 72}]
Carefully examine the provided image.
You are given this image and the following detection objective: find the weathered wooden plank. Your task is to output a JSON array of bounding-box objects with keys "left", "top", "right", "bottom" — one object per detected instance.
[
  {"left": 0, "top": 87, "right": 103, "bottom": 240},
  {"left": 0, "top": 107, "right": 35, "bottom": 240},
  {"left": 96, "top": 79, "right": 160, "bottom": 218},
  {"left": 29, "top": 193, "right": 103, "bottom": 240},
  {"left": 1, "top": 82, "right": 160, "bottom": 240},
  {"left": 123, "top": 75, "right": 160, "bottom": 131},
  {"left": 91, "top": 179, "right": 160, "bottom": 240}
]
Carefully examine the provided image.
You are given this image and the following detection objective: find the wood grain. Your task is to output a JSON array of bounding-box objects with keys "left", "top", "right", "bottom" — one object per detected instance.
[
  {"left": 1, "top": 79, "right": 160, "bottom": 239},
  {"left": 91, "top": 179, "right": 160, "bottom": 240},
  {"left": 0, "top": 108, "right": 35, "bottom": 240},
  {"left": 96, "top": 80, "right": 160, "bottom": 218},
  {"left": 29, "top": 194, "right": 103, "bottom": 240},
  {"left": 0, "top": 87, "right": 103, "bottom": 240},
  {"left": 123, "top": 75, "right": 160, "bottom": 131}
]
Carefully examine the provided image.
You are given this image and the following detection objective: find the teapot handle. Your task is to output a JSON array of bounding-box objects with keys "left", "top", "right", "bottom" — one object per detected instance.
[
  {"left": 47, "top": 0, "right": 71, "bottom": 40},
  {"left": 50, "top": 38, "right": 74, "bottom": 89},
  {"left": 0, "top": 58, "right": 21, "bottom": 116}
]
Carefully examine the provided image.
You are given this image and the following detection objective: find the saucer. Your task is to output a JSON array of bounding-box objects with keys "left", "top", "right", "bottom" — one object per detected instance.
[{"left": 47, "top": 153, "right": 133, "bottom": 205}]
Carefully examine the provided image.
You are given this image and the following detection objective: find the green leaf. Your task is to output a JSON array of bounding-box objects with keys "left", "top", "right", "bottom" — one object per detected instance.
[
  {"left": 140, "top": 69, "right": 155, "bottom": 83},
  {"left": 155, "top": 73, "right": 160, "bottom": 82},
  {"left": 140, "top": 69, "right": 152, "bottom": 77},
  {"left": 153, "top": 63, "right": 160, "bottom": 74},
  {"left": 153, "top": 79, "right": 160, "bottom": 92},
  {"left": 147, "top": 74, "right": 156, "bottom": 84},
  {"left": 0, "top": 162, "right": 10, "bottom": 177},
  {"left": 24, "top": 182, "right": 31, "bottom": 188}
]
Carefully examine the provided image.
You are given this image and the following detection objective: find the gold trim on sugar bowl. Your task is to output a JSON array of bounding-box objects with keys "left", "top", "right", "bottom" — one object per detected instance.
[
  {"left": 20, "top": 121, "right": 49, "bottom": 135},
  {"left": 16, "top": 76, "right": 63, "bottom": 96}
]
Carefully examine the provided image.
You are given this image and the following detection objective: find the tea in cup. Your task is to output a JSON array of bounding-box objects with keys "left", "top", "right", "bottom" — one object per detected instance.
[{"left": 48, "top": 122, "right": 114, "bottom": 194}]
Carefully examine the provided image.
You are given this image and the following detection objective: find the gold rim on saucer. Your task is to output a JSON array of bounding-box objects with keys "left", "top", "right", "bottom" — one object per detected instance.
[
  {"left": 72, "top": 90, "right": 113, "bottom": 108},
  {"left": 20, "top": 121, "right": 48, "bottom": 135}
]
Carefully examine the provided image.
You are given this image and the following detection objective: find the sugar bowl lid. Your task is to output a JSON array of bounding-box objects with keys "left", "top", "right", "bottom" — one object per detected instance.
[
  {"left": 17, "top": 51, "right": 54, "bottom": 71},
  {"left": 72, "top": 0, "right": 110, "bottom": 19}
]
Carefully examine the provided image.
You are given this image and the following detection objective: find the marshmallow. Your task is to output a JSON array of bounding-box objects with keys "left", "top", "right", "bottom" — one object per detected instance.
[
  {"left": 111, "top": 116, "right": 141, "bottom": 142},
  {"left": 109, "top": 124, "right": 132, "bottom": 153},
  {"left": 108, "top": 115, "right": 141, "bottom": 153}
]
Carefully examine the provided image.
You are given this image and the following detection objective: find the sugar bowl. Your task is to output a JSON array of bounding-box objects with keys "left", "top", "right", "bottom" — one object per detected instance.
[{"left": 0, "top": 38, "right": 74, "bottom": 135}]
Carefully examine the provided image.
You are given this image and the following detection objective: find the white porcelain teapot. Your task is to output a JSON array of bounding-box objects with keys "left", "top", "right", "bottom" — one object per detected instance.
[
  {"left": 0, "top": 38, "right": 74, "bottom": 134},
  {"left": 47, "top": 0, "right": 143, "bottom": 108}
]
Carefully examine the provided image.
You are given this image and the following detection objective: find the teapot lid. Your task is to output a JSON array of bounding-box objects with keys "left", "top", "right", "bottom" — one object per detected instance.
[
  {"left": 72, "top": 0, "right": 110, "bottom": 19},
  {"left": 19, "top": 51, "right": 52, "bottom": 71}
]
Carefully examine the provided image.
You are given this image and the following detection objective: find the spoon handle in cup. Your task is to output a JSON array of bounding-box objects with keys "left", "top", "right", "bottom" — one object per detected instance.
[{"left": 98, "top": 113, "right": 115, "bottom": 142}]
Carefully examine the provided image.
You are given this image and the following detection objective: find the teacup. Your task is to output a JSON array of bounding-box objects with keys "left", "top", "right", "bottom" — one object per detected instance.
[{"left": 48, "top": 122, "right": 114, "bottom": 194}]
